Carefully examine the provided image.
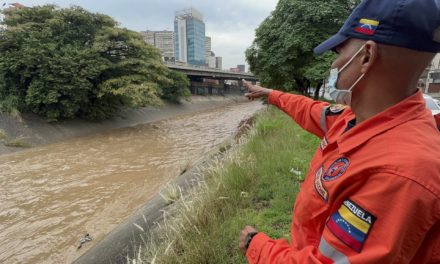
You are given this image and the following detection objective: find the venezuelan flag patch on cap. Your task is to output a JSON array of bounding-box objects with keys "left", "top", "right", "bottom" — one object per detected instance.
[
  {"left": 355, "top": 19, "right": 380, "bottom": 36},
  {"left": 326, "top": 199, "right": 376, "bottom": 252}
]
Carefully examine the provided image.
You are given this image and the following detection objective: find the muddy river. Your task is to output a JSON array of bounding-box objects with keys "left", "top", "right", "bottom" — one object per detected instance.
[{"left": 0, "top": 101, "right": 264, "bottom": 264}]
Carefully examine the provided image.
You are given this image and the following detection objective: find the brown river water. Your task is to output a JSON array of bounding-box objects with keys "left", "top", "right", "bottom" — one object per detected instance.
[{"left": 0, "top": 101, "right": 264, "bottom": 264}]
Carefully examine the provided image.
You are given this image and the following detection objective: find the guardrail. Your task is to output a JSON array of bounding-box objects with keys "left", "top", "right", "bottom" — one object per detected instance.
[{"left": 165, "top": 63, "right": 257, "bottom": 79}]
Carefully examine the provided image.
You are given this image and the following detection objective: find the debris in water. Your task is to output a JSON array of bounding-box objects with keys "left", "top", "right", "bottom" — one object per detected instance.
[{"left": 77, "top": 233, "right": 93, "bottom": 249}]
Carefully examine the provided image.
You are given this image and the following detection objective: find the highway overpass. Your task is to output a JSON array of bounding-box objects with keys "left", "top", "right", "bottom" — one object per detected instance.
[{"left": 166, "top": 63, "right": 258, "bottom": 81}]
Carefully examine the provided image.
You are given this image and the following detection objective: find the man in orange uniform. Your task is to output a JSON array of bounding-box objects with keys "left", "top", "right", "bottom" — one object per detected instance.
[{"left": 239, "top": 0, "right": 440, "bottom": 263}]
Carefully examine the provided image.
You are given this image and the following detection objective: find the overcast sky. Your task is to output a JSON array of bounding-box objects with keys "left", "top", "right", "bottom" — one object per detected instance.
[{"left": 13, "top": 0, "right": 278, "bottom": 69}]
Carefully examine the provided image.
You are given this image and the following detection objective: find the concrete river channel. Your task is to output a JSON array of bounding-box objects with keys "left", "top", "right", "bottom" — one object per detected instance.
[{"left": 0, "top": 101, "right": 264, "bottom": 263}]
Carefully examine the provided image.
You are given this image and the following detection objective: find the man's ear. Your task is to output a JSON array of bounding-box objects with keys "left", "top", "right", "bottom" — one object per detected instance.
[{"left": 360, "top": 41, "right": 378, "bottom": 74}]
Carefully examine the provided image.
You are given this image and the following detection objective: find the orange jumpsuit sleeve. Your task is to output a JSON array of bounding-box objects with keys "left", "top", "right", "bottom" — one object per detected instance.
[
  {"left": 246, "top": 172, "right": 440, "bottom": 264},
  {"left": 268, "top": 90, "right": 332, "bottom": 138},
  {"left": 246, "top": 234, "right": 329, "bottom": 264}
]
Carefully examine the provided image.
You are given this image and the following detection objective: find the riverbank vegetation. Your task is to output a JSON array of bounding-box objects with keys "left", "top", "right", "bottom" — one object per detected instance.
[
  {"left": 0, "top": 129, "right": 30, "bottom": 148},
  {"left": 0, "top": 5, "right": 190, "bottom": 122},
  {"left": 246, "top": 0, "right": 360, "bottom": 99},
  {"left": 136, "top": 106, "right": 319, "bottom": 263}
]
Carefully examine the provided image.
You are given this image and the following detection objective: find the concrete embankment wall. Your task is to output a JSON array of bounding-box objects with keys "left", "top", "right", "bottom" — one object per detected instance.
[{"left": 0, "top": 95, "right": 247, "bottom": 155}]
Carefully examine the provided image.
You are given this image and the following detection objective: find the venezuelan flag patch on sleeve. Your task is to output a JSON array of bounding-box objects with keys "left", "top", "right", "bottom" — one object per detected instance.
[
  {"left": 355, "top": 18, "right": 380, "bottom": 36},
  {"left": 326, "top": 199, "right": 376, "bottom": 252}
]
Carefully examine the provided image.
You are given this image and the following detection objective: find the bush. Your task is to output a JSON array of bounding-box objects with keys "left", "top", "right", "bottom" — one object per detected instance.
[{"left": 160, "top": 70, "right": 191, "bottom": 103}]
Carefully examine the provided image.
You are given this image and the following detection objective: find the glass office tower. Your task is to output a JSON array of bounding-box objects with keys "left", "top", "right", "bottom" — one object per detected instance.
[{"left": 174, "top": 8, "right": 206, "bottom": 66}]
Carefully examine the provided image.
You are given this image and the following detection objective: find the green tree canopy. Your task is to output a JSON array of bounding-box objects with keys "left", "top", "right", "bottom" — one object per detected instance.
[
  {"left": 246, "top": 0, "right": 360, "bottom": 99},
  {"left": 0, "top": 5, "right": 188, "bottom": 121},
  {"left": 160, "top": 70, "right": 191, "bottom": 103}
]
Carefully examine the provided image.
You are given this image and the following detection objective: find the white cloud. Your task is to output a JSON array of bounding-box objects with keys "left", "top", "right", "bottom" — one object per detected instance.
[{"left": 207, "top": 27, "right": 256, "bottom": 70}]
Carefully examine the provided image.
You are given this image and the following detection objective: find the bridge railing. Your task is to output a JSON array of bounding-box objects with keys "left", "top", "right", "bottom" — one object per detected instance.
[{"left": 165, "top": 62, "right": 257, "bottom": 78}]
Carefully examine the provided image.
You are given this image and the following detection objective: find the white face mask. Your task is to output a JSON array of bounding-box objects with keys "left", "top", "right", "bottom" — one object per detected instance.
[{"left": 326, "top": 45, "right": 366, "bottom": 106}]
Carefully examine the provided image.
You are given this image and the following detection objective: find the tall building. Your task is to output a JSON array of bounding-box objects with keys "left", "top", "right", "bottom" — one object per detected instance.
[
  {"left": 204, "top": 36, "right": 218, "bottom": 68},
  {"left": 215, "top": 57, "right": 223, "bottom": 70},
  {"left": 154, "top": 31, "right": 175, "bottom": 62},
  {"left": 206, "top": 51, "right": 216, "bottom": 68},
  {"left": 237, "top": 65, "right": 245, "bottom": 72},
  {"left": 141, "top": 31, "right": 155, "bottom": 45},
  {"left": 140, "top": 30, "right": 175, "bottom": 62},
  {"left": 205, "top": 36, "right": 212, "bottom": 58},
  {"left": 174, "top": 16, "right": 187, "bottom": 64},
  {"left": 174, "top": 8, "right": 206, "bottom": 66}
]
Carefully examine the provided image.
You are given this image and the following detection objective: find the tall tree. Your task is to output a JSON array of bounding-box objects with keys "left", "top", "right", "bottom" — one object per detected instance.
[
  {"left": 0, "top": 5, "right": 185, "bottom": 121},
  {"left": 246, "top": 0, "right": 360, "bottom": 99}
]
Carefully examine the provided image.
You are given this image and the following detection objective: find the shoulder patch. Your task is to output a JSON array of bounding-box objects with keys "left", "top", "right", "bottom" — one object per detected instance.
[
  {"left": 326, "top": 199, "right": 376, "bottom": 252},
  {"left": 326, "top": 104, "right": 346, "bottom": 116},
  {"left": 314, "top": 166, "right": 328, "bottom": 202},
  {"left": 323, "top": 157, "right": 350, "bottom": 181}
]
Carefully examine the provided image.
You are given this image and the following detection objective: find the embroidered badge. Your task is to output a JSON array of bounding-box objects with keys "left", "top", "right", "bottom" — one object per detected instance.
[
  {"left": 314, "top": 166, "right": 328, "bottom": 202},
  {"left": 355, "top": 18, "right": 379, "bottom": 36},
  {"left": 323, "top": 158, "right": 350, "bottom": 181},
  {"left": 330, "top": 104, "right": 345, "bottom": 114},
  {"left": 320, "top": 137, "right": 328, "bottom": 151},
  {"left": 326, "top": 104, "right": 346, "bottom": 116},
  {"left": 326, "top": 199, "right": 376, "bottom": 252}
]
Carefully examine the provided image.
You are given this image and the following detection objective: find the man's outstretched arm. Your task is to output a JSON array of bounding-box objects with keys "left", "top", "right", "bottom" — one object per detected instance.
[{"left": 243, "top": 80, "right": 341, "bottom": 138}]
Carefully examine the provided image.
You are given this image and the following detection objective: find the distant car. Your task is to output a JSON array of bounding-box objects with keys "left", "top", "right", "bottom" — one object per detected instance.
[{"left": 423, "top": 94, "right": 440, "bottom": 115}]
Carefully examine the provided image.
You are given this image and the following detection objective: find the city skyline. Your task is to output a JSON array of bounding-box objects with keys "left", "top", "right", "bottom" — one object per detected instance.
[{"left": 14, "top": 0, "right": 278, "bottom": 69}]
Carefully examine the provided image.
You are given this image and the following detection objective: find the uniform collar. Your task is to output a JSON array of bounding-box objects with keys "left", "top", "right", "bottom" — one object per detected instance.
[{"left": 337, "top": 89, "right": 427, "bottom": 154}]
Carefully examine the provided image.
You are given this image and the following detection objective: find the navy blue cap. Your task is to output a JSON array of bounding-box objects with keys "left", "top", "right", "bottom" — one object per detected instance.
[{"left": 314, "top": 0, "right": 440, "bottom": 54}]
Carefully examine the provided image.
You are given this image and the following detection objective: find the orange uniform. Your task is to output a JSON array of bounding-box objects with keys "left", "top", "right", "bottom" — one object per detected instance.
[{"left": 246, "top": 90, "right": 440, "bottom": 264}]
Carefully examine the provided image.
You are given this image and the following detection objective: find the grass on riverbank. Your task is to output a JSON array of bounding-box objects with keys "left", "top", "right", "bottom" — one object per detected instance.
[
  {"left": 0, "top": 129, "right": 7, "bottom": 141},
  {"left": 0, "top": 129, "right": 31, "bottom": 148},
  {"left": 138, "top": 106, "right": 320, "bottom": 264}
]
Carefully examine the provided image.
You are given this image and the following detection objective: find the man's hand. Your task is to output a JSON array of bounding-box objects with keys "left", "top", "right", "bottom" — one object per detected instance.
[
  {"left": 239, "top": 226, "right": 258, "bottom": 254},
  {"left": 243, "top": 80, "right": 273, "bottom": 100}
]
